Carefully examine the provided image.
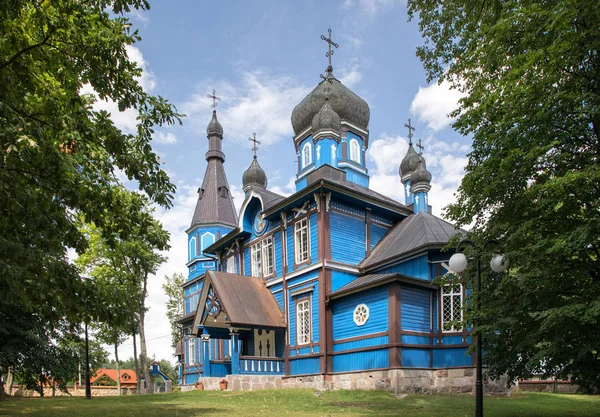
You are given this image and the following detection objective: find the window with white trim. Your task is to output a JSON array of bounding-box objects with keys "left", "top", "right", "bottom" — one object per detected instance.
[
  {"left": 350, "top": 139, "right": 360, "bottom": 163},
  {"left": 442, "top": 284, "right": 463, "bottom": 332},
  {"left": 187, "top": 337, "right": 197, "bottom": 365},
  {"left": 250, "top": 236, "right": 274, "bottom": 277},
  {"left": 296, "top": 299, "right": 311, "bottom": 345},
  {"left": 189, "top": 237, "right": 196, "bottom": 260},
  {"left": 294, "top": 218, "right": 309, "bottom": 264},
  {"left": 226, "top": 256, "right": 235, "bottom": 273},
  {"left": 302, "top": 142, "right": 312, "bottom": 168}
]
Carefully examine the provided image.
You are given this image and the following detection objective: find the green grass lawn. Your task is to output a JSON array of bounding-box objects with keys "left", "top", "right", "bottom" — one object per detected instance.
[{"left": 0, "top": 390, "right": 597, "bottom": 417}]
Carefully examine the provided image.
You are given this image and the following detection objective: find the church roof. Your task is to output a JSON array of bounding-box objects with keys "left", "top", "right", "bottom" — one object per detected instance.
[
  {"left": 190, "top": 158, "right": 238, "bottom": 229},
  {"left": 193, "top": 271, "right": 286, "bottom": 330},
  {"left": 331, "top": 272, "right": 438, "bottom": 298},
  {"left": 360, "top": 211, "right": 464, "bottom": 271}
]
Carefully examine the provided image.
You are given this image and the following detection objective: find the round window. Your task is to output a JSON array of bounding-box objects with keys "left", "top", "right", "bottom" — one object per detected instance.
[{"left": 353, "top": 303, "right": 369, "bottom": 326}]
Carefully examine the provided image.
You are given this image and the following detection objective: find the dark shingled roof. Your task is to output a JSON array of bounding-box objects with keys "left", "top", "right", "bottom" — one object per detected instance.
[
  {"left": 331, "top": 272, "right": 438, "bottom": 298},
  {"left": 190, "top": 158, "right": 238, "bottom": 229},
  {"left": 194, "top": 271, "right": 286, "bottom": 330},
  {"left": 252, "top": 187, "right": 286, "bottom": 211},
  {"left": 360, "top": 211, "right": 464, "bottom": 271}
]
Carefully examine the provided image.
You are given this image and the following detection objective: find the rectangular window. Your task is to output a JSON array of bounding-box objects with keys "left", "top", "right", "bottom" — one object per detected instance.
[
  {"left": 188, "top": 338, "right": 197, "bottom": 365},
  {"left": 296, "top": 299, "right": 311, "bottom": 345},
  {"left": 442, "top": 284, "right": 463, "bottom": 332},
  {"left": 226, "top": 256, "right": 235, "bottom": 273},
  {"left": 185, "top": 291, "right": 201, "bottom": 315},
  {"left": 250, "top": 236, "right": 274, "bottom": 277},
  {"left": 294, "top": 218, "right": 309, "bottom": 264}
]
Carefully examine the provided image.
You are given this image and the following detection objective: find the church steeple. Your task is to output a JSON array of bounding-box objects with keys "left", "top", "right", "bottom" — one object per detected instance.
[{"left": 187, "top": 91, "right": 238, "bottom": 281}]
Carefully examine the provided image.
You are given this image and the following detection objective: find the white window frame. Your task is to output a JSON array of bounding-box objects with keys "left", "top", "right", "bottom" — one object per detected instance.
[
  {"left": 302, "top": 142, "right": 312, "bottom": 168},
  {"left": 350, "top": 139, "right": 360, "bottom": 163},
  {"left": 294, "top": 217, "right": 309, "bottom": 264},
  {"left": 200, "top": 232, "right": 215, "bottom": 251},
  {"left": 250, "top": 236, "right": 274, "bottom": 277},
  {"left": 353, "top": 303, "right": 369, "bottom": 326},
  {"left": 189, "top": 236, "right": 196, "bottom": 260},
  {"left": 442, "top": 284, "right": 463, "bottom": 332},
  {"left": 188, "top": 337, "right": 197, "bottom": 365},
  {"left": 296, "top": 299, "right": 311, "bottom": 345},
  {"left": 226, "top": 256, "right": 235, "bottom": 273}
]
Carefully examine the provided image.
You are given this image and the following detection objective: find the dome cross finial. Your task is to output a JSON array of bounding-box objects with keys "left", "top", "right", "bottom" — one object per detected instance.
[
  {"left": 248, "top": 132, "right": 261, "bottom": 159},
  {"left": 320, "top": 28, "right": 339, "bottom": 72},
  {"left": 416, "top": 138, "right": 425, "bottom": 155},
  {"left": 404, "top": 118, "right": 415, "bottom": 146},
  {"left": 207, "top": 88, "right": 221, "bottom": 109}
]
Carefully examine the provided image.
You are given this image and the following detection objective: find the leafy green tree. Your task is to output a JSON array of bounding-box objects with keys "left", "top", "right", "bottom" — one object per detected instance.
[
  {"left": 408, "top": 0, "right": 600, "bottom": 391},
  {"left": 163, "top": 272, "right": 185, "bottom": 350},
  {"left": 0, "top": 0, "right": 181, "bottom": 386}
]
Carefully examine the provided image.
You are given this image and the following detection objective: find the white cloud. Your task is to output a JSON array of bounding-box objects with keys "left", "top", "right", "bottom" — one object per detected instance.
[
  {"left": 182, "top": 70, "right": 310, "bottom": 146},
  {"left": 269, "top": 176, "right": 296, "bottom": 197},
  {"left": 338, "top": 59, "right": 363, "bottom": 89},
  {"left": 343, "top": 0, "right": 400, "bottom": 17},
  {"left": 154, "top": 131, "right": 177, "bottom": 144},
  {"left": 125, "top": 45, "right": 156, "bottom": 92},
  {"left": 410, "top": 80, "right": 465, "bottom": 132}
]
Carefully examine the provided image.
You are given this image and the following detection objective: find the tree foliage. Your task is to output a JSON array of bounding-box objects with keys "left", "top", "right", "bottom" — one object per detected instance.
[
  {"left": 0, "top": 0, "right": 181, "bottom": 381},
  {"left": 408, "top": 0, "right": 600, "bottom": 390},
  {"left": 162, "top": 272, "right": 185, "bottom": 349}
]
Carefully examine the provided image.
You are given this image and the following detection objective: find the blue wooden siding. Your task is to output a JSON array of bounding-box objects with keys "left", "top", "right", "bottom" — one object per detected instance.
[
  {"left": 330, "top": 212, "right": 365, "bottom": 264},
  {"left": 210, "top": 362, "right": 231, "bottom": 377},
  {"left": 401, "top": 286, "right": 431, "bottom": 332},
  {"left": 401, "top": 334, "right": 430, "bottom": 345},
  {"left": 370, "top": 224, "right": 389, "bottom": 250},
  {"left": 331, "top": 270, "right": 359, "bottom": 293},
  {"left": 333, "top": 335, "right": 388, "bottom": 352},
  {"left": 310, "top": 213, "right": 318, "bottom": 261},
  {"left": 274, "top": 231, "right": 282, "bottom": 277},
  {"left": 286, "top": 224, "right": 294, "bottom": 270},
  {"left": 402, "top": 348, "right": 430, "bottom": 368},
  {"left": 442, "top": 335, "right": 463, "bottom": 345},
  {"left": 378, "top": 255, "right": 430, "bottom": 280},
  {"left": 332, "top": 286, "right": 388, "bottom": 341},
  {"left": 433, "top": 348, "right": 472, "bottom": 367},
  {"left": 288, "top": 277, "right": 319, "bottom": 347},
  {"left": 244, "top": 247, "right": 250, "bottom": 276},
  {"left": 289, "top": 357, "right": 320, "bottom": 375},
  {"left": 332, "top": 349, "right": 388, "bottom": 372},
  {"left": 270, "top": 281, "right": 284, "bottom": 311},
  {"left": 432, "top": 291, "right": 439, "bottom": 332}
]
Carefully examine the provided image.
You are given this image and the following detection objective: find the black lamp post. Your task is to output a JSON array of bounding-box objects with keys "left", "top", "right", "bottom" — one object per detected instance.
[
  {"left": 449, "top": 239, "right": 508, "bottom": 417},
  {"left": 85, "top": 321, "right": 91, "bottom": 399}
]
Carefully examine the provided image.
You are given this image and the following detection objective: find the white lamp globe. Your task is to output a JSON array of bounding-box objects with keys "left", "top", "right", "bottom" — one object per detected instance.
[
  {"left": 449, "top": 253, "right": 468, "bottom": 273},
  {"left": 490, "top": 254, "right": 508, "bottom": 273}
]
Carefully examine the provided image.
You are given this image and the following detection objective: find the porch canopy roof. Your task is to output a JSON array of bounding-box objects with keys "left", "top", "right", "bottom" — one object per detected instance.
[{"left": 193, "top": 270, "right": 286, "bottom": 336}]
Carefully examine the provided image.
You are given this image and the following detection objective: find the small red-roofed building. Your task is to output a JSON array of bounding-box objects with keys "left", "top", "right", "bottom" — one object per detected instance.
[{"left": 90, "top": 368, "right": 137, "bottom": 388}]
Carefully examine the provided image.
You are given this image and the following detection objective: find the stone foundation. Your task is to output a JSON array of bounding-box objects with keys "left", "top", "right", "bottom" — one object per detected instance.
[
  {"left": 182, "top": 367, "right": 512, "bottom": 395},
  {"left": 9, "top": 385, "right": 136, "bottom": 397}
]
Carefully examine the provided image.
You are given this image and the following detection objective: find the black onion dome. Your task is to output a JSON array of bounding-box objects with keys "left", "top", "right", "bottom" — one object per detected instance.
[
  {"left": 242, "top": 157, "right": 268, "bottom": 191},
  {"left": 399, "top": 144, "right": 420, "bottom": 181},
  {"left": 206, "top": 110, "right": 223, "bottom": 137},
  {"left": 311, "top": 100, "right": 341, "bottom": 135},
  {"left": 291, "top": 71, "right": 369, "bottom": 136},
  {"left": 410, "top": 157, "right": 432, "bottom": 187}
]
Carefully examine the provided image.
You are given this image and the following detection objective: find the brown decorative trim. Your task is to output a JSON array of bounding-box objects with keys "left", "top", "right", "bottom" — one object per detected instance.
[
  {"left": 196, "top": 232, "right": 200, "bottom": 256},
  {"left": 388, "top": 283, "right": 401, "bottom": 367},
  {"left": 333, "top": 331, "right": 389, "bottom": 345},
  {"left": 329, "top": 206, "right": 366, "bottom": 221},
  {"left": 287, "top": 352, "right": 323, "bottom": 361},
  {"left": 341, "top": 141, "right": 348, "bottom": 159}
]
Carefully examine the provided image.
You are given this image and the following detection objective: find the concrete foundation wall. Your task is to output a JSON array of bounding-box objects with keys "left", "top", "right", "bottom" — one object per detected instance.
[{"left": 182, "top": 367, "right": 512, "bottom": 395}]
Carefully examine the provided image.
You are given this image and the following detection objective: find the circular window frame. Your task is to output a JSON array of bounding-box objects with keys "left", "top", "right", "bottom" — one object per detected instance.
[{"left": 353, "top": 303, "right": 369, "bottom": 326}]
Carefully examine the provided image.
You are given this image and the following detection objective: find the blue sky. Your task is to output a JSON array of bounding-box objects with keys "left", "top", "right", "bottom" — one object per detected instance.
[{"left": 100, "top": 0, "right": 471, "bottom": 363}]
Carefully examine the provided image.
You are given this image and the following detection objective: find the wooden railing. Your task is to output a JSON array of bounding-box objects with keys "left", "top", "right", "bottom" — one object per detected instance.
[{"left": 239, "top": 356, "right": 284, "bottom": 374}]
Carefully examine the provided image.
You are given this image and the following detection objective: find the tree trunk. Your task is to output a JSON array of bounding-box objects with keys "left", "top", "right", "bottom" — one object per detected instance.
[
  {"left": 139, "top": 271, "right": 152, "bottom": 393},
  {"left": 115, "top": 340, "right": 121, "bottom": 395},
  {"left": 6, "top": 368, "right": 14, "bottom": 396},
  {"left": 132, "top": 330, "right": 139, "bottom": 394}
]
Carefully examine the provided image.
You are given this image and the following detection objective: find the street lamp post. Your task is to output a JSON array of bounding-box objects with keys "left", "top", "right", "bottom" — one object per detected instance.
[
  {"left": 85, "top": 321, "right": 91, "bottom": 399},
  {"left": 448, "top": 239, "right": 508, "bottom": 417}
]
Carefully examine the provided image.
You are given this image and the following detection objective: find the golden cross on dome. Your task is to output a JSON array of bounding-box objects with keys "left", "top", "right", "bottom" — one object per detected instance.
[
  {"left": 248, "top": 132, "right": 261, "bottom": 158},
  {"left": 320, "top": 28, "right": 339, "bottom": 70},
  {"left": 207, "top": 89, "right": 221, "bottom": 109},
  {"left": 404, "top": 118, "right": 415, "bottom": 146}
]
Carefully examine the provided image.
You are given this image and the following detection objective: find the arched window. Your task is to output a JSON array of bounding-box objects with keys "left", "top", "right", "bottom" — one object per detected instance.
[
  {"left": 302, "top": 142, "right": 312, "bottom": 168},
  {"left": 189, "top": 237, "right": 196, "bottom": 260},
  {"left": 350, "top": 139, "right": 360, "bottom": 163},
  {"left": 201, "top": 232, "right": 215, "bottom": 251}
]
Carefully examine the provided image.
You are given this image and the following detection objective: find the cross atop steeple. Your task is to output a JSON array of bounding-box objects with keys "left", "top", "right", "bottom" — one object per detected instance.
[
  {"left": 417, "top": 138, "right": 425, "bottom": 155},
  {"left": 248, "top": 132, "right": 261, "bottom": 159},
  {"left": 320, "top": 28, "right": 339, "bottom": 70},
  {"left": 207, "top": 88, "right": 221, "bottom": 109},
  {"left": 404, "top": 118, "right": 415, "bottom": 146}
]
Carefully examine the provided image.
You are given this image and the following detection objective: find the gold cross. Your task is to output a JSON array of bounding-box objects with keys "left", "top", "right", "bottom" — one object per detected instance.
[{"left": 207, "top": 89, "right": 221, "bottom": 109}]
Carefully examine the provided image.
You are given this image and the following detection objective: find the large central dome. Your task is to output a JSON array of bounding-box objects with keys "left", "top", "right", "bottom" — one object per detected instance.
[{"left": 291, "top": 69, "right": 370, "bottom": 137}]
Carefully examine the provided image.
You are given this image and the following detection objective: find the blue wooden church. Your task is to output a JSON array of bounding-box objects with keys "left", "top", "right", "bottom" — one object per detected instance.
[{"left": 174, "top": 36, "right": 474, "bottom": 392}]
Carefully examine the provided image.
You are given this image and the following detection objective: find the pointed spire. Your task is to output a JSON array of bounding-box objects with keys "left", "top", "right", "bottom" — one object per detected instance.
[{"left": 205, "top": 89, "right": 225, "bottom": 161}]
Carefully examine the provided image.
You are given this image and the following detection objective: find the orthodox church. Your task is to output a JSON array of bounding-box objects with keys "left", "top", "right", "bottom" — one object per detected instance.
[{"left": 174, "top": 33, "right": 478, "bottom": 392}]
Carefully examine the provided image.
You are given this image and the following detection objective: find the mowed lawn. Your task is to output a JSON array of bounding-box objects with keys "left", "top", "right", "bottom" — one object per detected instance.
[{"left": 0, "top": 389, "right": 597, "bottom": 417}]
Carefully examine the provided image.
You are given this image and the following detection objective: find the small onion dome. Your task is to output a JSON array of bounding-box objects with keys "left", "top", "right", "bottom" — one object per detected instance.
[
  {"left": 311, "top": 100, "right": 341, "bottom": 141},
  {"left": 399, "top": 144, "right": 420, "bottom": 182},
  {"left": 206, "top": 110, "right": 223, "bottom": 137},
  {"left": 410, "top": 156, "right": 432, "bottom": 193},
  {"left": 242, "top": 157, "right": 268, "bottom": 191},
  {"left": 291, "top": 69, "right": 369, "bottom": 138}
]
